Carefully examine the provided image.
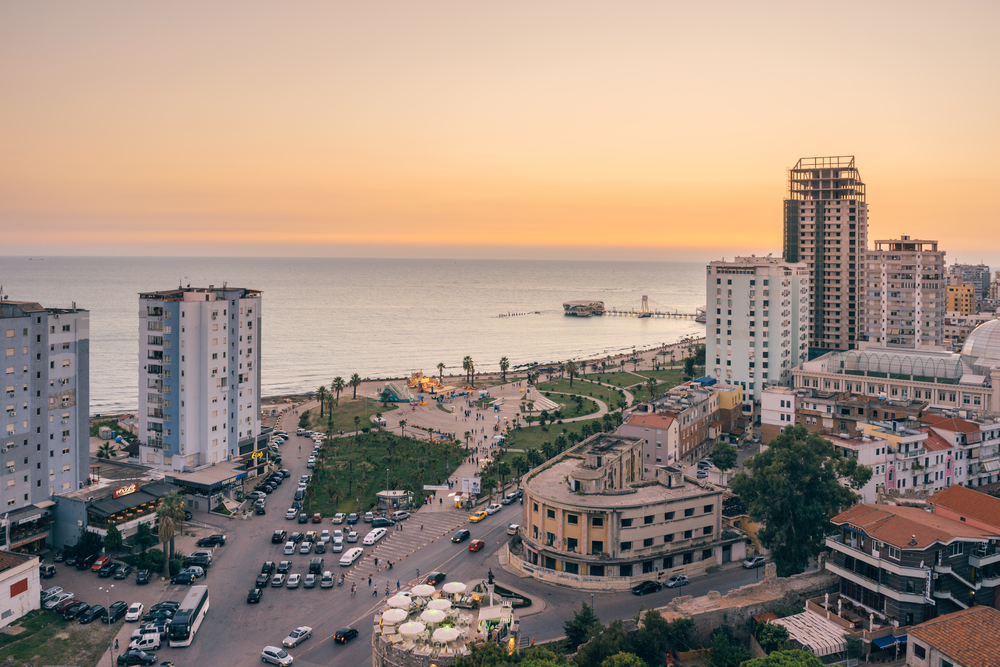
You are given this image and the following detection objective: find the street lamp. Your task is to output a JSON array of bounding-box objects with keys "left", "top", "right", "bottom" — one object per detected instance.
[{"left": 99, "top": 584, "right": 113, "bottom": 664}]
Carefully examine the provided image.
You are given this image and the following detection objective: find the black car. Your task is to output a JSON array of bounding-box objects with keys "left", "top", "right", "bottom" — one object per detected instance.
[
  {"left": 247, "top": 588, "right": 263, "bottom": 603},
  {"left": 631, "top": 581, "right": 662, "bottom": 596},
  {"left": 272, "top": 530, "right": 287, "bottom": 544},
  {"left": 297, "top": 513, "right": 309, "bottom": 524},
  {"left": 76, "top": 553, "right": 97, "bottom": 570},
  {"left": 182, "top": 555, "right": 211, "bottom": 568},
  {"left": 78, "top": 604, "right": 106, "bottom": 624},
  {"left": 276, "top": 561, "right": 292, "bottom": 575},
  {"left": 114, "top": 565, "right": 133, "bottom": 580},
  {"left": 280, "top": 468, "right": 291, "bottom": 477},
  {"left": 334, "top": 627, "right": 359, "bottom": 644},
  {"left": 314, "top": 541, "right": 327, "bottom": 554},
  {"left": 170, "top": 572, "right": 197, "bottom": 586},
  {"left": 269, "top": 476, "right": 283, "bottom": 485},
  {"left": 346, "top": 513, "right": 359, "bottom": 525},
  {"left": 116, "top": 650, "right": 157, "bottom": 666},
  {"left": 263, "top": 484, "right": 275, "bottom": 494},
  {"left": 63, "top": 601, "right": 90, "bottom": 620},
  {"left": 452, "top": 529, "right": 470, "bottom": 543},
  {"left": 423, "top": 572, "right": 446, "bottom": 586},
  {"left": 103, "top": 600, "right": 128, "bottom": 622},
  {"left": 289, "top": 532, "right": 303, "bottom": 543},
  {"left": 256, "top": 505, "right": 267, "bottom": 515},
  {"left": 197, "top": 534, "right": 226, "bottom": 547},
  {"left": 136, "top": 569, "right": 151, "bottom": 585},
  {"left": 98, "top": 562, "right": 117, "bottom": 578},
  {"left": 256, "top": 573, "right": 270, "bottom": 587},
  {"left": 371, "top": 517, "right": 395, "bottom": 528},
  {"left": 65, "top": 554, "right": 78, "bottom": 566},
  {"left": 150, "top": 601, "right": 179, "bottom": 612},
  {"left": 52, "top": 551, "right": 65, "bottom": 562},
  {"left": 184, "top": 510, "right": 193, "bottom": 521},
  {"left": 142, "top": 609, "right": 174, "bottom": 622},
  {"left": 261, "top": 561, "right": 276, "bottom": 575}
]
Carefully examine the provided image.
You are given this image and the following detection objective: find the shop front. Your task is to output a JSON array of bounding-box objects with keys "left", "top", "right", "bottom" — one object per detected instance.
[{"left": 0, "top": 501, "right": 55, "bottom": 555}]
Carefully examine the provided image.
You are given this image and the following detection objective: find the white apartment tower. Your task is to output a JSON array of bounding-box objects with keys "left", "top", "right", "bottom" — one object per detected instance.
[
  {"left": 1, "top": 300, "right": 89, "bottom": 517},
  {"left": 138, "top": 286, "right": 262, "bottom": 472},
  {"left": 706, "top": 256, "right": 809, "bottom": 401},
  {"left": 782, "top": 156, "right": 869, "bottom": 353},
  {"left": 861, "top": 236, "right": 946, "bottom": 349}
]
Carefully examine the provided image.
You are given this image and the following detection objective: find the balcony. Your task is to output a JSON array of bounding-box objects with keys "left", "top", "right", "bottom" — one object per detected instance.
[
  {"left": 969, "top": 551, "right": 1000, "bottom": 568},
  {"left": 825, "top": 560, "right": 926, "bottom": 605},
  {"left": 825, "top": 535, "right": 925, "bottom": 578}
]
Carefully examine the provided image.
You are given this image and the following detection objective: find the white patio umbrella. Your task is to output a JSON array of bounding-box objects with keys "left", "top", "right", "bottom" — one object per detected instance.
[
  {"left": 411, "top": 584, "right": 436, "bottom": 596},
  {"left": 442, "top": 582, "right": 467, "bottom": 594},
  {"left": 387, "top": 594, "right": 412, "bottom": 609},
  {"left": 433, "top": 627, "right": 462, "bottom": 643},
  {"left": 398, "top": 621, "right": 426, "bottom": 637},
  {"left": 427, "top": 598, "right": 452, "bottom": 611},
  {"left": 420, "top": 609, "right": 447, "bottom": 624},
  {"left": 382, "top": 608, "right": 408, "bottom": 624}
]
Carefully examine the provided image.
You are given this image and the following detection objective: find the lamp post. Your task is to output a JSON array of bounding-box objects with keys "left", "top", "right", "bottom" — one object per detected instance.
[{"left": 99, "top": 584, "right": 113, "bottom": 664}]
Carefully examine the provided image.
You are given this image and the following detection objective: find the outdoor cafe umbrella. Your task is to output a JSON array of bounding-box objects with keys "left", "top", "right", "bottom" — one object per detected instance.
[
  {"left": 433, "top": 627, "right": 462, "bottom": 643},
  {"left": 382, "top": 608, "right": 408, "bottom": 624},
  {"left": 398, "top": 622, "right": 426, "bottom": 637},
  {"left": 427, "top": 598, "right": 452, "bottom": 611},
  {"left": 411, "top": 584, "right": 436, "bottom": 597},
  {"left": 442, "top": 582, "right": 467, "bottom": 594},
  {"left": 387, "top": 595, "right": 412, "bottom": 609},
  {"left": 420, "top": 609, "right": 447, "bottom": 624}
]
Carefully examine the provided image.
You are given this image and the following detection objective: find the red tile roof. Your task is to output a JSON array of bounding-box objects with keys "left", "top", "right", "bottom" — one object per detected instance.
[
  {"left": 628, "top": 414, "right": 675, "bottom": 430},
  {"left": 919, "top": 428, "right": 953, "bottom": 452},
  {"left": 920, "top": 414, "right": 981, "bottom": 433},
  {"left": 831, "top": 504, "right": 998, "bottom": 549},
  {"left": 930, "top": 485, "right": 1000, "bottom": 530},
  {"left": 909, "top": 606, "right": 1000, "bottom": 667}
]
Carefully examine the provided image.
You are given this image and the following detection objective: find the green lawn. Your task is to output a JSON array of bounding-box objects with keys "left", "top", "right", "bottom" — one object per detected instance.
[
  {"left": 0, "top": 609, "right": 120, "bottom": 667},
  {"left": 633, "top": 367, "right": 702, "bottom": 384},
  {"left": 300, "top": 397, "right": 398, "bottom": 435},
  {"left": 533, "top": 379, "right": 623, "bottom": 410},
  {"left": 303, "top": 430, "right": 465, "bottom": 516},
  {"left": 576, "top": 371, "right": 647, "bottom": 388},
  {"left": 503, "top": 417, "right": 606, "bottom": 452}
]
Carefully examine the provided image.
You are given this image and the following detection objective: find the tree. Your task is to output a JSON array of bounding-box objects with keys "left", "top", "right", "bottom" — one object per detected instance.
[
  {"left": 755, "top": 622, "right": 790, "bottom": 654},
  {"left": 332, "top": 376, "right": 346, "bottom": 405},
  {"left": 104, "top": 524, "right": 123, "bottom": 554},
  {"left": 646, "top": 377, "right": 657, "bottom": 399},
  {"left": 564, "top": 601, "right": 601, "bottom": 650},
  {"left": 496, "top": 461, "right": 511, "bottom": 488},
  {"left": 380, "top": 389, "right": 392, "bottom": 407},
  {"left": 684, "top": 356, "right": 696, "bottom": 377},
  {"left": 317, "top": 386, "right": 328, "bottom": 417},
  {"left": 709, "top": 625, "right": 750, "bottom": 667},
  {"left": 97, "top": 441, "right": 116, "bottom": 459},
  {"left": 463, "top": 356, "right": 474, "bottom": 385},
  {"left": 350, "top": 373, "right": 362, "bottom": 399},
  {"left": 437, "top": 362, "right": 446, "bottom": 381},
  {"left": 511, "top": 455, "right": 527, "bottom": 477},
  {"left": 564, "top": 361, "right": 578, "bottom": 388},
  {"left": 134, "top": 524, "right": 158, "bottom": 553},
  {"left": 398, "top": 419, "right": 407, "bottom": 437},
  {"left": 730, "top": 425, "right": 873, "bottom": 576},
  {"left": 631, "top": 609, "right": 673, "bottom": 666},
  {"left": 741, "top": 650, "right": 825, "bottom": 667},
  {"left": 527, "top": 449, "right": 544, "bottom": 467},
  {"left": 375, "top": 412, "right": 384, "bottom": 431},
  {"left": 500, "top": 357, "right": 510, "bottom": 382},
  {"left": 844, "top": 633, "right": 865, "bottom": 659},
  {"left": 157, "top": 515, "right": 175, "bottom": 577},
  {"left": 156, "top": 491, "right": 186, "bottom": 571},
  {"left": 601, "top": 653, "right": 645, "bottom": 667},
  {"left": 576, "top": 620, "right": 629, "bottom": 667},
  {"left": 709, "top": 442, "right": 738, "bottom": 472},
  {"left": 75, "top": 531, "right": 104, "bottom": 559},
  {"left": 354, "top": 415, "right": 361, "bottom": 436},
  {"left": 554, "top": 434, "right": 567, "bottom": 452},
  {"left": 663, "top": 617, "right": 695, "bottom": 652}
]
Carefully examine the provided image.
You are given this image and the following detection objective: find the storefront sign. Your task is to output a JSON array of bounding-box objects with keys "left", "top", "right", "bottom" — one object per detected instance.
[
  {"left": 925, "top": 569, "right": 935, "bottom": 605},
  {"left": 112, "top": 483, "right": 138, "bottom": 499},
  {"left": 17, "top": 513, "right": 42, "bottom": 525},
  {"left": 251, "top": 451, "right": 264, "bottom": 459}
]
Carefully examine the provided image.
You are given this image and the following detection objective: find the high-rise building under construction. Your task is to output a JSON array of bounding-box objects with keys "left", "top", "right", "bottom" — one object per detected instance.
[{"left": 782, "top": 156, "right": 868, "bottom": 353}]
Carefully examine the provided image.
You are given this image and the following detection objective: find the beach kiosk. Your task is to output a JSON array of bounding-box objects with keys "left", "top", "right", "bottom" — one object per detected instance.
[{"left": 376, "top": 489, "right": 414, "bottom": 511}]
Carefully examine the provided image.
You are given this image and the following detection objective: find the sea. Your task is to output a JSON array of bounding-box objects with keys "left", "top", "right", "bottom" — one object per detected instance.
[{"left": 0, "top": 257, "right": 705, "bottom": 414}]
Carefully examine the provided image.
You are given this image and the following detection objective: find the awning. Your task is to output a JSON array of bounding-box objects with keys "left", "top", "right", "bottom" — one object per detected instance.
[
  {"left": 983, "top": 460, "right": 1000, "bottom": 472},
  {"left": 872, "top": 634, "right": 907, "bottom": 650}
]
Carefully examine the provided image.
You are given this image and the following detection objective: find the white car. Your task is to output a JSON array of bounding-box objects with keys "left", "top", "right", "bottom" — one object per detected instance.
[
  {"left": 282, "top": 626, "right": 313, "bottom": 648},
  {"left": 285, "top": 509, "right": 298, "bottom": 520},
  {"left": 283, "top": 541, "right": 296, "bottom": 555},
  {"left": 299, "top": 542, "right": 313, "bottom": 554},
  {"left": 346, "top": 531, "right": 358, "bottom": 543},
  {"left": 331, "top": 539, "right": 343, "bottom": 553},
  {"left": 44, "top": 592, "right": 73, "bottom": 609},
  {"left": 286, "top": 574, "right": 301, "bottom": 588},
  {"left": 333, "top": 529, "right": 343, "bottom": 540},
  {"left": 507, "top": 523, "right": 519, "bottom": 536},
  {"left": 306, "top": 460, "right": 315, "bottom": 468},
  {"left": 262, "top": 645, "right": 294, "bottom": 666},
  {"left": 125, "top": 602, "right": 144, "bottom": 622},
  {"left": 485, "top": 503, "right": 502, "bottom": 515},
  {"left": 363, "top": 528, "right": 387, "bottom": 545},
  {"left": 340, "top": 547, "right": 364, "bottom": 566},
  {"left": 319, "top": 530, "right": 330, "bottom": 543},
  {"left": 40, "top": 586, "right": 63, "bottom": 602},
  {"left": 320, "top": 571, "right": 334, "bottom": 587}
]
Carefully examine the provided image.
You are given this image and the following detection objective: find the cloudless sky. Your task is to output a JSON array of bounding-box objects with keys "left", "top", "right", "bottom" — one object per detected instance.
[{"left": 2, "top": 1, "right": 998, "bottom": 263}]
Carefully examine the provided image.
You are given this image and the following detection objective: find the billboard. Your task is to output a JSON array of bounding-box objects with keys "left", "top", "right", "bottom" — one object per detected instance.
[{"left": 462, "top": 477, "right": 482, "bottom": 495}]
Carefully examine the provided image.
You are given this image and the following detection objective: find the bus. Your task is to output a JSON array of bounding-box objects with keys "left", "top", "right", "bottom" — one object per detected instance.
[{"left": 168, "top": 585, "right": 209, "bottom": 647}]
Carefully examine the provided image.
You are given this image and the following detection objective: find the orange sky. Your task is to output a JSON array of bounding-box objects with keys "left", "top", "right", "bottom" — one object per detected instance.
[{"left": 2, "top": 1, "right": 999, "bottom": 262}]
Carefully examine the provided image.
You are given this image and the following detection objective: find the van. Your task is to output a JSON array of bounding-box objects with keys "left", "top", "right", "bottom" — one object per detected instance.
[
  {"left": 129, "top": 633, "right": 161, "bottom": 652},
  {"left": 501, "top": 493, "right": 518, "bottom": 505},
  {"left": 309, "top": 557, "right": 324, "bottom": 574},
  {"left": 40, "top": 564, "right": 57, "bottom": 578},
  {"left": 339, "top": 547, "right": 364, "bottom": 566},
  {"left": 390, "top": 510, "right": 410, "bottom": 521}
]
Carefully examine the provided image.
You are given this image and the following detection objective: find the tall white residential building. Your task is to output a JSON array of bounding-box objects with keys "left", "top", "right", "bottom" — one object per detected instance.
[
  {"left": 706, "top": 256, "right": 809, "bottom": 402},
  {"left": 861, "top": 236, "right": 946, "bottom": 349},
  {"left": 782, "top": 156, "right": 869, "bottom": 352},
  {"left": 138, "top": 286, "right": 262, "bottom": 472},
  {"left": 1, "top": 300, "right": 89, "bottom": 552}
]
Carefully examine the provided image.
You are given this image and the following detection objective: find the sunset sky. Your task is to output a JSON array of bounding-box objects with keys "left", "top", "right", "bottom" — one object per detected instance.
[{"left": 2, "top": 1, "right": 999, "bottom": 262}]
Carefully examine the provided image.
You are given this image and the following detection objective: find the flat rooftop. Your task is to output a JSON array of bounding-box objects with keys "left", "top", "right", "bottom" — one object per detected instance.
[{"left": 139, "top": 286, "right": 261, "bottom": 300}]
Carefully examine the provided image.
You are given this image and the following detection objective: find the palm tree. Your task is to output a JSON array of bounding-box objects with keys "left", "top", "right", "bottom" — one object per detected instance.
[
  {"left": 317, "top": 386, "right": 328, "bottom": 417},
  {"left": 437, "top": 362, "right": 446, "bottom": 382},
  {"left": 97, "top": 442, "right": 115, "bottom": 459},
  {"left": 156, "top": 491, "right": 185, "bottom": 575},
  {"left": 564, "top": 361, "right": 578, "bottom": 388},
  {"left": 511, "top": 455, "right": 527, "bottom": 477},
  {"left": 464, "top": 431, "right": 472, "bottom": 450},
  {"left": 526, "top": 449, "right": 543, "bottom": 467},
  {"left": 632, "top": 356, "right": 640, "bottom": 372},
  {"left": 331, "top": 377, "right": 346, "bottom": 405},
  {"left": 499, "top": 357, "right": 510, "bottom": 382},
  {"left": 496, "top": 461, "right": 511, "bottom": 488},
  {"left": 353, "top": 415, "right": 361, "bottom": 436},
  {"left": 398, "top": 419, "right": 407, "bottom": 437},
  {"left": 349, "top": 373, "right": 362, "bottom": 399},
  {"left": 462, "top": 357, "right": 471, "bottom": 384},
  {"left": 375, "top": 412, "right": 383, "bottom": 431},
  {"left": 647, "top": 376, "right": 657, "bottom": 399},
  {"left": 157, "top": 515, "right": 174, "bottom": 577}
]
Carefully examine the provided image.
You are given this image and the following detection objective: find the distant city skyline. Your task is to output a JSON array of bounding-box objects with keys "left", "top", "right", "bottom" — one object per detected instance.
[{"left": 2, "top": 2, "right": 999, "bottom": 263}]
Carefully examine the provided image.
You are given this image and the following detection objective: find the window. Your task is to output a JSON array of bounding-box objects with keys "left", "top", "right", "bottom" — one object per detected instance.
[
  {"left": 643, "top": 538, "right": 653, "bottom": 547},
  {"left": 913, "top": 645, "right": 925, "bottom": 659},
  {"left": 684, "top": 530, "right": 693, "bottom": 539},
  {"left": 664, "top": 512, "right": 674, "bottom": 520},
  {"left": 621, "top": 541, "right": 632, "bottom": 551},
  {"left": 644, "top": 515, "right": 654, "bottom": 524},
  {"left": 663, "top": 556, "right": 673, "bottom": 569},
  {"left": 684, "top": 508, "right": 694, "bottom": 517},
  {"left": 702, "top": 549, "right": 713, "bottom": 561},
  {"left": 703, "top": 526, "right": 713, "bottom": 535},
  {"left": 567, "top": 514, "right": 578, "bottom": 525},
  {"left": 704, "top": 504, "right": 714, "bottom": 514},
  {"left": 949, "top": 542, "right": 963, "bottom": 557},
  {"left": 887, "top": 545, "right": 900, "bottom": 559},
  {"left": 621, "top": 518, "right": 633, "bottom": 527},
  {"left": 546, "top": 509, "right": 555, "bottom": 519},
  {"left": 664, "top": 533, "right": 674, "bottom": 543},
  {"left": 591, "top": 517, "right": 603, "bottom": 527}
]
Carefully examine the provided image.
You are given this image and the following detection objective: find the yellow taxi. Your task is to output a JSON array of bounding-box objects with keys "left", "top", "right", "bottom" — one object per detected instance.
[{"left": 469, "top": 510, "right": 488, "bottom": 523}]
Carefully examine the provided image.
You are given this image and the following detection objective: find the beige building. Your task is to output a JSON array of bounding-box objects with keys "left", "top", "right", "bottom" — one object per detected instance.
[
  {"left": 861, "top": 236, "right": 945, "bottom": 349},
  {"left": 782, "top": 155, "right": 869, "bottom": 352},
  {"left": 947, "top": 279, "right": 975, "bottom": 315},
  {"left": 649, "top": 382, "right": 720, "bottom": 463},
  {"left": 514, "top": 433, "right": 745, "bottom": 590}
]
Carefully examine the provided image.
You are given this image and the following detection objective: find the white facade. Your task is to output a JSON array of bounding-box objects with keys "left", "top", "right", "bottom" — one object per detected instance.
[
  {"left": 138, "top": 286, "right": 262, "bottom": 472},
  {"left": 825, "top": 434, "right": 890, "bottom": 504},
  {"left": 706, "top": 256, "right": 809, "bottom": 402},
  {"left": 0, "top": 552, "right": 40, "bottom": 628},
  {"left": 759, "top": 386, "right": 796, "bottom": 442}
]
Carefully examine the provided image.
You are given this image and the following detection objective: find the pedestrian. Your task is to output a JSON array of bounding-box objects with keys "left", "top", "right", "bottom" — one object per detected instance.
[
  {"left": 396, "top": 580, "right": 400, "bottom": 591},
  {"left": 115, "top": 639, "right": 119, "bottom": 650},
  {"left": 368, "top": 574, "right": 372, "bottom": 586},
  {"left": 420, "top": 521, "right": 424, "bottom": 530},
  {"left": 351, "top": 583, "right": 357, "bottom": 597},
  {"left": 373, "top": 586, "right": 378, "bottom": 597}
]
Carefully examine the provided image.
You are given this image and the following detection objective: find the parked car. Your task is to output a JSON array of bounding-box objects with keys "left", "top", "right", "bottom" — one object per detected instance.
[
  {"left": 469, "top": 511, "right": 487, "bottom": 523},
  {"left": 64, "top": 554, "right": 78, "bottom": 566},
  {"left": 116, "top": 650, "right": 157, "bottom": 666},
  {"left": 371, "top": 517, "right": 395, "bottom": 528},
  {"left": 320, "top": 571, "right": 334, "bottom": 588},
  {"left": 452, "top": 529, "right": 471, "bottom": 543},
  {"left": 468, "top": 539, "right": 485, "bottom": 552},
  {"left": 40, "top": 586, "right": 63, "bottom": 602},
  {"left": 53, "top": 551, "right": 65, "bottom": 562},
  {"left": 285, "top": 509, "right": 298, "bottom": 520},
  {"left": 40, "top": 564, "right": 57, "bottom": 578},
  {"left": 742, "top": 556, "right": 766, "bottom": 569},
  {"left": 103, "top": 600, "right": 129, "bottom": 623},
  {"left": 297, "top": 513, "right": 309, "bottom": 524},
  {"left": 125, "top": 603, "right": 145, "bottom": 622},
  {"left": 276, "top": 560, "right": 292, "bottom": 574},
  {"left": 346, "top": 513, "right": 359, "bottom": 524},
  {"left": 631, "top": 581, "right": 662, "bottom": 596},
  {"left": 170, "top": 572, "right": 197, "bottom": 586},
  {"left": 197, "top": 534, "right": 226, "bottom": 547},
  {"left": 501, "top": 493, "right": 518, "bottom": 505},
  {"left": 135, "top": 569, "right": 151, "bottom": 585},
  {"left": 63, "top": 601, "right": 91, "bottom": 620},
  {"left": 334, "top": 627, "right": 359, "bottom": 644},
  {"left": 178, "top": 566, "right": 205, "bottom": 579},
  {"left": 507, "top": 524, "right": 519, "bottom": 536},
  {"left": 76, "top": 553, "right": 97, "bottom": 570},
  {"left": 128, "top": 633, "right": 161, "bottom": 653},
  {"left": 485, "top": 504, "right": 502, "bottom": 515},
  {"left": 271, "top": 574, "right": 286, "bottom": 587},
  {"left": 282, "top": 626, "right": 313, "bottom": 648},
  {"left": 286, "top": 574, "right": 301, "bottom": 589},
  {"left": 364, "top": 512, "right": 374, "bottom": 523},
  {"left": 311, "top": 513, "right": 322, "bottom": 523},
  {"left": 389, "top": 510, "right": 410, "bottom": 521},
  {"left": 272, "top": 530, "right": 288, "bottom": 544},
  {"left": 91, "top": 556, "right": 111, "bottom": 572},
  {"left": 423, "top": 572, "right": 446, "bottom": 586},
  {"left": 346, "top": 531, "right": 358, "bottom": 543},
  {"left": 52, "top": 597, "right": 79, "bottom": 613},
  {"left": 340, "top": 548, "right": 364, "bottom": 566},
  {"left": 283, "top": 541, "right": 296, "bottom": 555},
  {"left": 332, "top": 513, "right": 345, "bottom": 524},
  {"left": 314, "top": 541, "right": 327, "bottom": 554},
  {"left": 43, "top": 592, "right": 72, "bottom": 609},
  {"left": 299, "top": 542, "right": 313, "bottom": 554},
  {"left": 78, "top": 605, "right": 105, "bottom": 624},
  {"left": 98, "top": 562, "right": 118, "bottom": 578},
  {"left": 665, "top": 574, "right": 690, "bottom": 588},
  {"left": 261, "top": 561, "right": 276, "bottom": 575},
  {"left": 247, "top": 588, "right": 263, "bottom": 603},
  {"left": 363, "top": 528, "right": 387, "bottom": 545},
  {"left": 256, "top": 505, "right": 267, "bottom": 515},
  {"left": 303, "top": 573, "right": 317, "bottom": 588},
  {"left": 261, "top": 646, "right": 294, "bottom": 666},
  {"left": 150, "top": 601, "right": 179, "bottom": 611},
  {"left": 114, "top": 565, "right": 133, "bottom": 580},
  {"left": 256, "top": 572, "right": 270, "bottom": 587}
]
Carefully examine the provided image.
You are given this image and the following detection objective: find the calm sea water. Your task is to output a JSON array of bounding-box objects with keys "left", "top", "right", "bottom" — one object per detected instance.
[{"left": 0, "top": 257, "right": 705, "bottom": 414}]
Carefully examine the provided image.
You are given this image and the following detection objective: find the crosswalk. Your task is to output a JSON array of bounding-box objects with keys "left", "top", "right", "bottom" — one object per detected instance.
[{"left": 338, "top": 512, "right": 469, "bottom": 589}]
